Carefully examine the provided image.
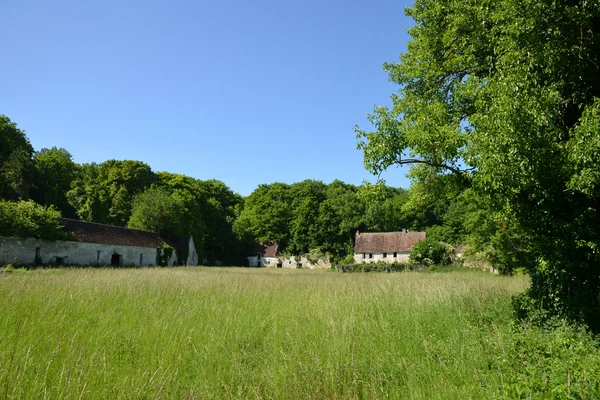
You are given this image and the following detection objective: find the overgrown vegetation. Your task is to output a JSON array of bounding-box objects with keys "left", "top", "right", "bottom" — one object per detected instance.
[
  {"left": 0, "top": 200, "right": 72, "bottom": 240},
  {"left": 0, "top": 268, "right": 598, "bottom": 398}
]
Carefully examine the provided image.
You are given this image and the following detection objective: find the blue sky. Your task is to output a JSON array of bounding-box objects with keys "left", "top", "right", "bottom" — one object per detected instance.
[{"left": 2, "top": 0, "right": 414, "bottom": 196}]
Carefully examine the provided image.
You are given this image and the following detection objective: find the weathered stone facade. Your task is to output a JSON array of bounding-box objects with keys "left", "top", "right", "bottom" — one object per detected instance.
[
  {"left": 354, "top": 231, "right": 426, "bottom": 264},
  {"left": 0, "top": 236, "right": 158, "bottom": 266},
  {"left": 353, "top": 251, "right": 410, "bottom": 263}
]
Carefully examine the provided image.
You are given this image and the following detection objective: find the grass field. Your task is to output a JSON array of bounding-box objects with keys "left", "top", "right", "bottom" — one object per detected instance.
[{"left": 1, "top": 267, "right": 599, "bottom": 399}]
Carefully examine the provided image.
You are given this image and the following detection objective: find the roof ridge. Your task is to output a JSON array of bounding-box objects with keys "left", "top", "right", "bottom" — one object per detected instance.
[{"left": 60, "top": 218, "right": 158, "bottom": 235}]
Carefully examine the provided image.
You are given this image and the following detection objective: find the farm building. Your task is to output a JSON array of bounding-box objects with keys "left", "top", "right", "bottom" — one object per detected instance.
[
  {"left": 247, "top": 242, "right": 330, "bottom": 269},
  {"left": 247, "top": 242, "right": 279, "bottom": 267},
  {"left": 354, "top": 230, "right": 426, "bottom": 263},
  {"left": 0, "top": 218, "right": 197, "bottom": 267}
]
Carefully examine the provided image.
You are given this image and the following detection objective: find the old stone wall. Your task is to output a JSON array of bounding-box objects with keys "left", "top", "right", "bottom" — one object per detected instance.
[
  {"left": 0, "top": 236, "right": 158, "bottom": 267},
  {"left": 354, "top": 252, "right": 410, "bottom": 264},
  {"left": 247, "top": 255, "right": 331, "bottom": 269}
]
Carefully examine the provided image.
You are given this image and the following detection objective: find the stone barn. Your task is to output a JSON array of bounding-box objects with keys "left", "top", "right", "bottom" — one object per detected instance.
[
  {"left": 354, "top": 230, "right": 426, "bottom": 263},
  {"left": 247, "top": 242, "right": 279, "bottom": 267},
  {"left": 0, "top": 218, "right": 165, "bottom": 267}
]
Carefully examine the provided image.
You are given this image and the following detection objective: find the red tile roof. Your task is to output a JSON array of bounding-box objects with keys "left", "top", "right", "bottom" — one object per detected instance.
[
  {"left": 354, "top": 231, "right": 426, "bottom": 253},
  {"left": 251, "top": 242, "right": 279, "bottom": 257},
  {"left": 60, "top": 218, "right": 163, "bottom": 248}
]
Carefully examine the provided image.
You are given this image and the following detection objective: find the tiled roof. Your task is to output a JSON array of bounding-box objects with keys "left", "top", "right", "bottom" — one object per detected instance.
[
  {"left": 251, "top": 242, "right": 279, "bottom": 257},
  {"left": 60, "top": 218, "right": 163, "bottom": 248},
  {"left": 354, "top": 231, "right": 426, "bottom": 253}
]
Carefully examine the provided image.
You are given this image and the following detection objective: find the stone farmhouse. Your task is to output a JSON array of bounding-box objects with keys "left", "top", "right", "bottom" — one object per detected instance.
[
  {"left": 247, "top": 242, "right": 330, "bottom": 269},
  {"left": 0, "top": 218, "right": 198, "bottom": 267},
  {"left": 354, "top": 230, "right": 426, "bottom": 263}
]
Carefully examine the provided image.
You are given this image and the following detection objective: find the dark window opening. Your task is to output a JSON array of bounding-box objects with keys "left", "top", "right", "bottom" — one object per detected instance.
[
  {"left": 297, "top": 263, "right": 302, "bottom": 268},
  {"left": 97, "top": 250, "right": 101, "bottom": 263},
  {"left": 139, "top": 254, "right": 143, "bottom": 266},
  {"left": 55, "top": 257, "right": 65, "bottom": 265},
  {"left": 393, "top": 252, "right": 397, "bottom": 258},
  {"left": 369, "top": 253, "right": 373, "bottom": 259},
  {"left": 111, "top": 254, "right": 122, "bottom": 266},
  {"left": 277, "top": 263, "right": 282, "bottom": 268},
  {"left": 383, "top": 252, "right": 387, "bottom": 258},
  {"left": 35, "top": 247, "right": 41, "bottom": 265},
  {"left": 362, "top": 253, "right": 366, "bottom": 259}
]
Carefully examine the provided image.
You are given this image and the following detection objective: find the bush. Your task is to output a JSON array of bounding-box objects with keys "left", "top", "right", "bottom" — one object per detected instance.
[
  {"left": 409, "top": 238, "right": 452, "bottom": 266},
  {"left": 0, "top": 200, "right": 71, "bottom": 240},
  {"left": 335, "top": 261, "right": 428, "bottom": 273}
]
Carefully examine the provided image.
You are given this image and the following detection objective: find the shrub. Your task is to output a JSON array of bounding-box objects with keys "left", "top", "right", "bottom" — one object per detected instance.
[
  {"left": 0, "top": 200, "right": 71, "bottom": 240},
  {"left": 409, "top": 238, "right": 452, "bottom": 266}
]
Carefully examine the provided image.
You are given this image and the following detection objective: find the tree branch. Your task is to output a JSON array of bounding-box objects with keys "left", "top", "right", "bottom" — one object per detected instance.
[{"left": 396, "top": 157, "right": 469, "bottom": 175}]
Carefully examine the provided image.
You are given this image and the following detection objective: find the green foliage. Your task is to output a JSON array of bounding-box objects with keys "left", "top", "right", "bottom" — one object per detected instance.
[
  {"left": 67, "top": 160, "right": 155, "bottom": 226},
  {"left": 127, "top": 187, "right": 185, "bottom": 239},
  {"left": 0, "top": 115, "right": 34, "bottom": 200},
  {"left": 30, "top": 147, "right": 78, "bottom": 217},
  {"left": 357, "top": 0, "right": 600, "bottom": 331},
  {"left": 409, "top": 238, "right": 452, "bottom": 266},
  {"left": 233, "top": 182, "right": 293, "bottom": 247},
  {"left": 0, "top": 200, "right": 71, "bottom": 240}
]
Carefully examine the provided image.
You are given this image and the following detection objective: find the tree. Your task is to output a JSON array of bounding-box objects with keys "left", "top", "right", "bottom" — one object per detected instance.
[
  {"left": 0, "top": 115, "right": 34, "bottom": 200},
  {"left": 0, "top": 200, "right": 70, "bottom": 240},
  {"left": 316, "top": 181, "right": 366, "bottom": 259},
  {"left": 233, "top": 183, "right": 292, "bottom": 247},
  {"left": 409, "top": 238, "right": 452, "bottom": 266},
  {"left": 356, "top": 0, "right": 600, "bottom": 330},
  {"left": 127, "top": 187, "right": 185, "bottom": 238},
  {"left": 67, "top": 160, "right": 155, "bottom": 226},
  {"left": 287, "top": 180, "right": 327, "bottom": 254},
  {"left": 31, "top": 147, "right": 78, "bottom": 217}
]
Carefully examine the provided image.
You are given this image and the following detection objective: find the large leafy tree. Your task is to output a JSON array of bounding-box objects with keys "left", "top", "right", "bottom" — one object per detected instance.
[
  {"left": 67, "top": 160, "right": 154, "bottom": 226},
  {"left": 0, "top": 115, "right": 34, "bottom": 200},
  {"left": 127, "top": 187, "right": 185, "bottom": 239},
  {"left": 356, "top": 0, "right": 600, "bottom": 330},
  {"left": 287, "top": 180, "right": 327, "bottom": 254},
  {"left": 31, "top": 147, "right": 79, "bottom": 217},
  {"left": 233, "top": 183, "right": 292, "bottom": 247}
]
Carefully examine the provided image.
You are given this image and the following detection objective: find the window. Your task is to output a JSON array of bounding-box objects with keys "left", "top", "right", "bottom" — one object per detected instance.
[
  {"left": 362, "top": 253, "right": 366, "bottom": 259},
  {"left": 97, "top": 250, "right": 101, "bottom": 263},
  {"left": 383, "top": 253, "right": 387, "bottom": 258},
  {"left": 35, "top": 247, "right": 41, "bottom": 265},
  {"left": 55, "top": 257, "right": 65, "bottom": 265},
  {"left": 369, "top": 253, "right": 373, "bottom": 259},
  {"left": 139, "top": 254, "right": 143, "bottom": 266},
  {"left": 393, "top": 252, "right": 397, "bottom": 258}
]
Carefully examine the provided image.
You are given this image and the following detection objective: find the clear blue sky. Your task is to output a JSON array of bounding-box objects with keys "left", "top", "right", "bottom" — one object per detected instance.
[{"left": 2, "top": 0, "right": 414, "bottom": 196}]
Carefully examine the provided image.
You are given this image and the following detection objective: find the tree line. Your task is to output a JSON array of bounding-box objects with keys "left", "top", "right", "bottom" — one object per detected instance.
[{"left": 1, "top": 113, "right": 526, "bottom": 267}]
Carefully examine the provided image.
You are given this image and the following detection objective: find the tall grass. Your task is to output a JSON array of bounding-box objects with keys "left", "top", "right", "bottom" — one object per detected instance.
[{"left": 0, "top": 267, "right": 598, "bottom": 399}]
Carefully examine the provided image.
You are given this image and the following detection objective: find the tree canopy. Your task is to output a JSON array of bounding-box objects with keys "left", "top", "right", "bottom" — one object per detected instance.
[
  {"left": 0, "top": 115, "right": 34, "bottom": 200},
  {"left": 356, "top": 0, "right": 600, "bottom": 331}
]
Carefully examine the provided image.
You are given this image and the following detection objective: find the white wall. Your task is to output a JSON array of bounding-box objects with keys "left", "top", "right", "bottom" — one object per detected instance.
[
  {"left": 248, "top": 255, "right": 330, "bottom": 270},
  {"left": 0, "top": 236, "right": 158, "bottom": 267},
  {"left": 354, "top": 252, "right": 410, "bottom": 264},
  {"left": 247, "top": 256, "right": 278, "bottom": 267}
]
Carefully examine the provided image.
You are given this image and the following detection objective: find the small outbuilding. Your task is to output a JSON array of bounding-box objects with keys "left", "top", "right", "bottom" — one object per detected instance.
[
  {"left": 247, "top": 242, "right": 279, "bottom": 267},
  {"left": 354, "top": 230, "right": 426, "bottom": 263}
]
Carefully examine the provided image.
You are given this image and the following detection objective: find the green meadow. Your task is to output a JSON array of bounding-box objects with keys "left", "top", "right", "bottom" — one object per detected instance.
[{"left": 1, "top": 267, "right": 599, "bottom": 399}]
